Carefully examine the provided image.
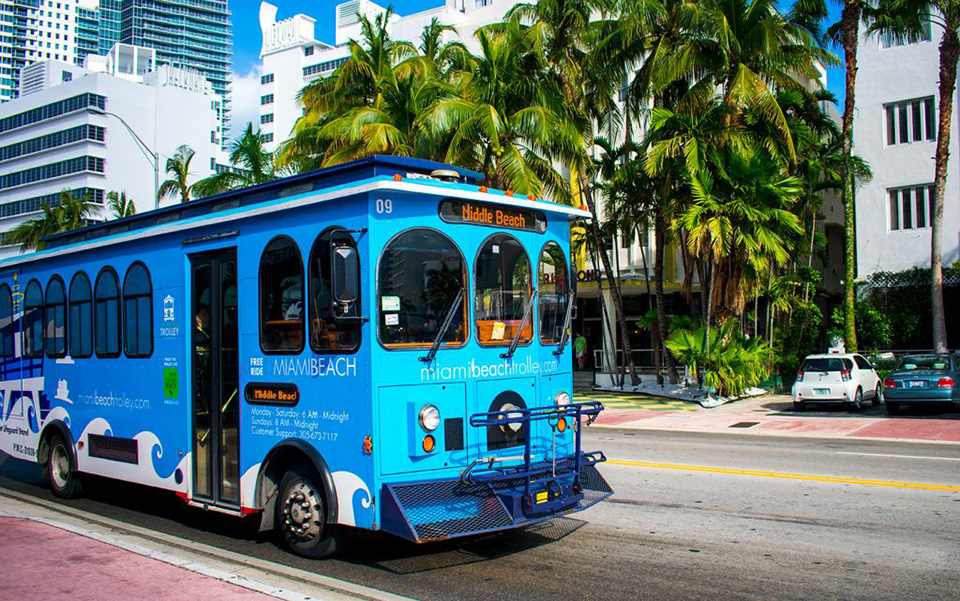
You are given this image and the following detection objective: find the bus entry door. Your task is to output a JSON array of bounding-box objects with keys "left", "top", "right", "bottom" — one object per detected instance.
[{"left": 190, "top": 249, "right": 240, "bottom": 506}]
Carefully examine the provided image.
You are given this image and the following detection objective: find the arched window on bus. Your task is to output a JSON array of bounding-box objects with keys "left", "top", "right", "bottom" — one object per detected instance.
[
  {"left": 0, "top": 284, "right": 13, "bottom": 357},
  {"left": 260, "top": 236, "right": 304, "bottom": 353},
  {"left": 309, "top": 227, "right": 361, "bottom": 353},
  {"left": 123, "top": 262, "right": 153, "bottom": 358},
  {"left": 23, "top": 279, "right": 43, "bottom": 358},
  {"left": 538, "top": 242, "right": 570, "bottom": 344},
  {"left": 45, "top": 276, "right": 67, "bottom": 358},
  {"left": 378, "top": 228, "right": 467, "bottom": 348},
  {"left": 475, "top": 233, "right": 532, "bottom": 346},
  {"left": 69, "top": 272, "right": 93, "bottom": 358},
  {"left": 95, "top": 268, "right": 121, "bottom": 357}
]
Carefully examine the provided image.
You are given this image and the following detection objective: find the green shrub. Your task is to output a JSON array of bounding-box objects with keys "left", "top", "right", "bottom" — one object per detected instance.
[{"left": 666, "top": 321, "right": 772, "bottom": 397}]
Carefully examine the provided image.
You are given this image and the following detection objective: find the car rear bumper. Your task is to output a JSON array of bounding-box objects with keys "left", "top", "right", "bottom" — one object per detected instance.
[{"left": 884, "top": 389, "right": 960, "bottom": 403}]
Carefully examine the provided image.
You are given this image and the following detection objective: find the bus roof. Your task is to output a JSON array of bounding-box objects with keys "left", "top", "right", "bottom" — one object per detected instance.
[{"left": 1, "top": 156, "right": 590, "bottom": 268}]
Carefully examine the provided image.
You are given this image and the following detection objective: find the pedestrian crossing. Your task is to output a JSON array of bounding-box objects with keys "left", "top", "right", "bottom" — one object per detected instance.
[{"left": 575, "top": 390, "right": 700, "bottom": 411}]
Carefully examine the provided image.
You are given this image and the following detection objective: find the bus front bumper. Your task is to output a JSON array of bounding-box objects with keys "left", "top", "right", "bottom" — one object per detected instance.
[{"left": 379, "top": 402, "right": 613, "bottom": 543}]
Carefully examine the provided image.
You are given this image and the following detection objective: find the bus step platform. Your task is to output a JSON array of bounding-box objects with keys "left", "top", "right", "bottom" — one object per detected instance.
[{"left": 379, "top": 465, "right": 612, "bottom": 542}]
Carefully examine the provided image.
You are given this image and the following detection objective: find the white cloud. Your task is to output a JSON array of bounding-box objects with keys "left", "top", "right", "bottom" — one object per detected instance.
[{"left": 229, "top": 64, "right": 263, "bottom": 142}]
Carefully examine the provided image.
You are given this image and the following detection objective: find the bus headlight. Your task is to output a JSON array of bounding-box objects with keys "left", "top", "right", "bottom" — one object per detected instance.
[
  {"left": 555, "top": 391, "right": 571, "bottom": 406},
  {"left": 419, "top": 405, "right": 441, "bottom": 432}
]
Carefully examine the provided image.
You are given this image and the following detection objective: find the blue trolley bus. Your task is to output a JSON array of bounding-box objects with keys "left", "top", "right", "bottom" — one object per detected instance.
[{"left": 0, "top": 156, "right": 611, "bottom": 557}]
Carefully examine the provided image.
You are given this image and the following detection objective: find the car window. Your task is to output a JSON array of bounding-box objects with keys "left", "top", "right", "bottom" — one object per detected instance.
[
  {"left": 898, "top": 355, "right": 952, "bottom": 372},
  {"left": 854, "top": 356, "right": 871, "bottom": 370},
  {"left": 802, "top": 358, "right": 849, "bottom": 372}
]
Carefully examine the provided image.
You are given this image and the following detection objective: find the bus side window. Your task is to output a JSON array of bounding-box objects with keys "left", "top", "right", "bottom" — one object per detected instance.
[
  {"left": 69, "top": 272, "right": 93, "bottom": 358},
  {"left": 538, "top": 242, "right": 569, "bottom": 344},
  {"left": 260, "top": 236, "right": 305, "bottom": 353},
  {"left": 95, "top": 268, "right": 121, "bottom": 357},
  {"left": 0, "top": 283, "right": 12, "bottom": 357},
  {"left": 309, "top": 228, "right": 360, "bottom": 353},
  {"left": 45, "top": 276, "right": 67, "bottom": 358},
  {"left": 123, "top": 262, "right": 153, "bottom": 358},
  {"left": 23, "top": 279, "right": 43, "bottom": 358},
  {"left": 475, "top": 233, "right": 532, "bottom": 346}
]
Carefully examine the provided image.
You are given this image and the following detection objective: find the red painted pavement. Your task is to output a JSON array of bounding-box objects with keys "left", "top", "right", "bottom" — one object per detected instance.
[
  {"left": 0, "top": 518, "right": 275, "bottom": 601},
  {"left": 850, "top": 418, "right": 960, "bottom": 442}
]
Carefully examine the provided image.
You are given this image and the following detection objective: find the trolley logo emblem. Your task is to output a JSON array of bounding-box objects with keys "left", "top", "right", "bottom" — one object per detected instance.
[{"left": 163, "top": 295, "right": 176, "bottom": 322}]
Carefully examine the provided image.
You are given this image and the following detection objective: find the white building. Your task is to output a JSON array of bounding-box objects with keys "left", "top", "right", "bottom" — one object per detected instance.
[
  {"left": 0, "top": 43, "right": 225, "bottom": 258},
  {"left": 256, "top": 0, "right": 517, "bottom": 152},
  {"left": 853, "top": 21, "right": 960, "bottom": 277}
]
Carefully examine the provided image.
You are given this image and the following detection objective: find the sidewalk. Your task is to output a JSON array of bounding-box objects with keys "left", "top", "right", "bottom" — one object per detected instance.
[
  {"left": 0, "top": 489, "right": 413, "bottom": 601},
  {"left": 580, "top": 391, "right": 960, "bottom": 444}
]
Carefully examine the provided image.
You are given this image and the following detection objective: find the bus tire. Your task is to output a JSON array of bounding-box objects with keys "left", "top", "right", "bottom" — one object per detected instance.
[
  {"left": 276, "top": 463, "right": 337, "bottom": 558},
  {"left": 46, "top": 433, "right": 82, "bottom": 499}
]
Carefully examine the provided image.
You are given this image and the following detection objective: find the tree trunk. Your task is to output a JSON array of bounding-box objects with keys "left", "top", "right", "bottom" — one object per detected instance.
[
  {"left": 655, "top": 209, "right": 679, "bottom": 384},
  {"left": 840, "top": 0, "right": 861, "bottom": 353},
  {"left": 931, "top": 28, "right": 958, "bottom": 354},
  {"left": 637, "top": 224, "right": 661, "bottom": 379},
  {"left": 581, "top": 174, "right": 640, "bottom": 387}
]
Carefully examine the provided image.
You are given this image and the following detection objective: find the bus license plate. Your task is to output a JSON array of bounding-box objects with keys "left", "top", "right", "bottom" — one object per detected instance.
[{"left": 814, "top": 388, "right": 830, "bottom": 395}]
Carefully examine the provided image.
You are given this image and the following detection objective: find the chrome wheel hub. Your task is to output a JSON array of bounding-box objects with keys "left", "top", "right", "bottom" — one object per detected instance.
[
  {"left": 281, "top": 481, "right": 321, "bottom": 542},
  {"left": 51, "top": 445, "right": 69, "bottom": 489}
]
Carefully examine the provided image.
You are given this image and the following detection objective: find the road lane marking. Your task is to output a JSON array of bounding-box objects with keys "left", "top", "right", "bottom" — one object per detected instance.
[
  {"left": 606, "top": 459, "right": 960, "bottom": 492},
  {"left": 835, "top": 451, "right": 960, "bottom": 461}
]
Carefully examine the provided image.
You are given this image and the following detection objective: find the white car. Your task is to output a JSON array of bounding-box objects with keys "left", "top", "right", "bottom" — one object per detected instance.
[{"left": 792, "top": 353, "right": 883, "bottom": 412}]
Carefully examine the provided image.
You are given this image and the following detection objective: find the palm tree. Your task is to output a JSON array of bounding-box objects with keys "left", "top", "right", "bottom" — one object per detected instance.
[
  {"left": 7, "top": 190, "right": 94, "bottom": 252},
  {"left": 158, "top": 145, "right": 196, "bottom": 204},
  {"left": 872, "top": 0, "right": 960, "bottom": 353},
  {"left": 107, "top": 190, "right": 136, "bottom": 219},
  {"left": 194, "top": 125, "right": 287, "bottom": 197}
]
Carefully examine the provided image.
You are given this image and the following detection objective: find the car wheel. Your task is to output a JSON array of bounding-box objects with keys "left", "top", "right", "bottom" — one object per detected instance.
[
  {"left": 793, "top": 401, "right": 805, "bottom": 412},
  {"left": 276, "top": 463, "right": 338, "bottom": 559},
  {"left": 851, "top": 388, "right": 863, "bottom": 412},
  {"left": 886, "top": 401, "right": 900, "bottom": 415},
  {"left": 46, "top": 434, "right": 83, "bottom": 499},
  {"left": 872, "top": 384, "right": 882, "bottom": 407}
]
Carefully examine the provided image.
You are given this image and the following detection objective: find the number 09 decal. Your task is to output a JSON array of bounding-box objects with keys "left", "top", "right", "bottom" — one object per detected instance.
[{"left": 375, "top": 198, "right": 393, "bottom": 214}]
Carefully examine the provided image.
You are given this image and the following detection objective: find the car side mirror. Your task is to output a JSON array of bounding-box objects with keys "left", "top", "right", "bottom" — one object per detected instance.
[{"left": 331, "top": 243, "right": 360, "bottom": 321}]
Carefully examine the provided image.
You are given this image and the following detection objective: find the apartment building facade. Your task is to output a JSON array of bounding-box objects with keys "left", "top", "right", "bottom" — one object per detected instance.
[
  {"left": 0, "top": 43, "right": 223, "bottom": 258},
  {"left": 853, "top": 21, "right": 960, "bottom": 277}
]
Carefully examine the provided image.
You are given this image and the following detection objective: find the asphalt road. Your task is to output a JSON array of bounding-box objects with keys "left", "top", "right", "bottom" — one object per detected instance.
[{"left": 2, "top": 429, "right": 958, "bottom": 601}]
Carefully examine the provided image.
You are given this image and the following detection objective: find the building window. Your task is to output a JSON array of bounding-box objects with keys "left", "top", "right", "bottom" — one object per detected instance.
[
  {"left": 303, "top": 57, "right": 349, "bottom": 77},
  {"left": 260, "top": 236, "right": 304, "bottom": 353},
  {"left": 260, "top": 73, "right": 274, "bottom": 84},
  {"left": 885, "top": 97, "right": 936, "bottom": 145},
  {"left": 309, "top": 228, "right": 361, "bottom": 353},
  {"left": 263, "top": 133, "right": 274, "bottom": 143},
  {"left": 123, "top": 262, "right": 152, "bottom": 357},
  {"left": 304, "top": 46, "right": 314, "bottom": 56},
  {"left": 69, "top": 271, "right": 93, "bottom": 358},
  {"left": 0, "top": 284, "right": 12, "bottom": 357},
  {"left": 476, "top": 0, "right": 493, "bottom": 6},
  {"left": 261, "top": 113, "right": 273, "bottom": 124},
  {"left": 260, "top": 94, "right": 273, "bottom": 105},
  {"left": 889, "top": 184, "right": 935, "bottom": 231},
  {"left": 0, "top": 125, "right": 105, "bottom": 162},
  {"left": 61, "top": 70, "right": 71, "bottom": 82},
  {"left": 0, "top": 93, "right": 105, "bottom": 134},
  {"left": 0, "top": 156, "right": 105, "bottom": 191},
  {"left": 95, "top": 268, "right": 121, "bottom": 357},
  {"left": 23, "top": 279, "right": 44, "bottom": 358}
]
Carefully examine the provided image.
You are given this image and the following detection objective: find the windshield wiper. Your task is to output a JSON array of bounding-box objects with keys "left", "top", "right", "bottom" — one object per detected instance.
[
  {"left": 553, "top": 292, "right": 575, "bottom": 356},
  {"left": 501, "top": 290, "right": 537, "bottom": 359},
  {"left": 420, "top": 287, "right": 464, "bottom": 363}
]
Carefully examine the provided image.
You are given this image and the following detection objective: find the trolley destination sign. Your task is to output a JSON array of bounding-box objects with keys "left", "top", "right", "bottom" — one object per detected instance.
[{"left": 439, "top": 199, "right": 547, "bottom": 233}]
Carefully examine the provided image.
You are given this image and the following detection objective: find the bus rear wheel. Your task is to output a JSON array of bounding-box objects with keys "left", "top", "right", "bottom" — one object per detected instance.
[
  {"left": 276, "top": 463, "right": 337, "bottom": 559},
  {"left": 46, "top": 434, "right": 82, "bottom": 499}
]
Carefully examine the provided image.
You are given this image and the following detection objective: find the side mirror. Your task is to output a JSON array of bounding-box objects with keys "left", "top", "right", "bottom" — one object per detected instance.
[{"left": 331, "top": 243, "right": 360, "bottom": 320}]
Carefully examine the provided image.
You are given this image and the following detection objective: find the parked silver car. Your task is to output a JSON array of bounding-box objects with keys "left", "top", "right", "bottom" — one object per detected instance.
[{"left": 792, "top": 354, "right": 882, "bottom": 412}]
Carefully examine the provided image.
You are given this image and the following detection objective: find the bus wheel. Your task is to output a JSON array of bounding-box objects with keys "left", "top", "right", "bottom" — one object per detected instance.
[
  {"left": 276, "top": 463, "right": 337, "bottom": 558},
  {"left": 47, "top": 434, "right": 82, "bottom": 499}
]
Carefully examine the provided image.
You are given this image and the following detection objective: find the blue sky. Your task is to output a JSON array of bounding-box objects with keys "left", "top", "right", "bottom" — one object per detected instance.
[{"left": 228, "top": 0, "right": 847, "bottom": 134}]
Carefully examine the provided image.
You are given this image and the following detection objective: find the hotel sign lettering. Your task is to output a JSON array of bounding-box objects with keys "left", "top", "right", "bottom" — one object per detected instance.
[{"left": 439, "top": 199, "right": 547, "bottom": 233}]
